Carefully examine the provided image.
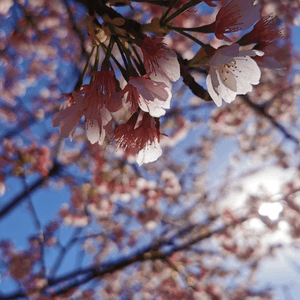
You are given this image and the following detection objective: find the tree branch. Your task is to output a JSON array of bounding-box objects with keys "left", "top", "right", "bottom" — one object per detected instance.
[
  {"left": 74, "top": 0, "right": 144, "bottom": 39},
  {"left": 48, "top": 218, "right": 246, "bottom": 296},
  {"left": 178, "top": 54, "right": 212, "bottom": 102},
  {"left": 0, "top": 217, "right": 237, "bottom": 298},
  {"left": 0, "top": 163, "right": 62, "bottom": 220},
  {"left": 242, "top": 95, "right": 299, "bottom": 145}
]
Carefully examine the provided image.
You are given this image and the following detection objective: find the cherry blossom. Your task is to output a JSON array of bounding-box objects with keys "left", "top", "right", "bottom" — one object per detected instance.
[
  {"left": 52, "top": 91, "right": 112, "bottom": 144},
  {"left": 214, "top": 0, "right": 261, "bottom": 42},
  {"left": 133, "top": 112, "right": 163, "bottom": 166},
  {"left": 114, "top": 112, "right": 163, "bottom": 165},
  {"left": 141, "top": 36, "right": 180, "bottom": 87},
  {"left": 91, "top": 70, "right": 123, "bottom": 113},
  {"left": 84, "top": 107, "right": 112, "bottom": 145},
  {"left": 239, "top": 15, "right": 283, "bottom": 72},
  {"left": 0, "top": 0, "right": 13, "bottom": 15},
  {"left": 79, "top": 86, "right": 113, "bottom": 144},
  {"left": 78, "top": 70, "right": 122, "bottom": 114},
  {"left": 114, "top": 113, "right": 138, "bottom": 150},
  {"left": 52, "top": 92, "right": 84, "bottom": 140},
  {"left": 206, "top": 44, "right": 263, "bottom": 107},
  {"left": 240, "top": 14, "right": 283, "bottom": 49},
  {"left": 124, "top": 74, "right": 172, "bottom": 117}
]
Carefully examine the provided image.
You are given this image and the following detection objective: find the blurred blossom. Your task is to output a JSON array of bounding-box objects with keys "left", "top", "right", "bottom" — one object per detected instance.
[
  {"left": 294, "top": 13, "right": 300, "bottom": 26},
  {"left": 0, "top": 0, "right": 13, "bottom": 15},
  {"left": 258, "top": 202, "right": 283, "bottom": 220}
]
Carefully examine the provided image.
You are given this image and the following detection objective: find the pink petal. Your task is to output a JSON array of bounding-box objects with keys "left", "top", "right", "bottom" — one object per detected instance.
[{"left": 85, "top": 119, "right": 100, "bottom": 144}]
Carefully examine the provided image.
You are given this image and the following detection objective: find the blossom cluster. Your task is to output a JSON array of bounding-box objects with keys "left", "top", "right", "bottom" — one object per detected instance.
[
  {"left": 52, "top": 0, "right": 283, "bottom": 165},
  {"left": 52, "top": 35, "right": 180, "bottom": 165}
]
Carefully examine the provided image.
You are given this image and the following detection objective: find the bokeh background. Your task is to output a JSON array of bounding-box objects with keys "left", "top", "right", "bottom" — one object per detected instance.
[{"left": 1, "top": 0, "right": 300, "bottom": 299}]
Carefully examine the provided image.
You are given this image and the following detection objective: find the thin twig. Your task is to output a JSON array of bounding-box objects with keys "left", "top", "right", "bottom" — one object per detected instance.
[{"left": 20, "top": 173, "right": 46, "bottom": 278}]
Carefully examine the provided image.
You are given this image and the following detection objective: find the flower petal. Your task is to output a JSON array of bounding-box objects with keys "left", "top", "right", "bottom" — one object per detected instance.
[
  {"left": 157, "top": 49, "right": 180, "bottom": 82},
  {"left": 216, "top": 71, "right": 237, "bottom": 104},
  {"left": 218, "top": 67, "right": 237, "bottom": 92},
  {"left": 209, "top": 44, "right": 239, "bottom": 66},
  {"left": 85, "top": 119, "right": 100, "bottom": 144},
  {"left": 129, "top": 77, "right": 172, "bottom": 117},
  {"left": 239, "top": 50, "right": 264, "bottom": 57},
  {"left": 54, "top": 105, "right": 82, "bottom": 138},
  {"left": 206, "top": 73, "right": 222, "bottom": 107},
  {"left": 136, "top": 139, "right": 162, "bottom": 165}
]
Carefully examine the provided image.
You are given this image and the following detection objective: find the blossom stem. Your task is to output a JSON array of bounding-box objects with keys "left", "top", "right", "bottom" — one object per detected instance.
[
  {"left": 162, "top": 0, "right": 196, "bottom": 25},
  {"left": 100, "top": 43, "right": 128, "bottom": 80},
  {"left": 116, "top": 38, "right": 129, "bottom": 70},
  {"left": 94, "top": 45, "right": 100, "bottom": 72},
  {"left": 90, "top": 46, "right": 100, "bottom": 84},
  {"left": 132, "top": 45, "right": 143, "bottom": 67},
  {"left": 169, "top": 22, "right": 215, "bottom": 33},
  {"left": 168, "top": 25, "right": 208, "bottom": 48},
  {"left": 116, "top": 37, "right": 137, "bottom": 79},
  {"left": 131, "top": 45, "right": 146, "bottom": 75},
  {"left": 74, "top": 46, "right": 95, "bottom": 90},
  {"left": 103, "top": 36, "right": 115, "bottom": 64},
  {"left": 160, "top": 0, "right": 180, "bottom": 24}
]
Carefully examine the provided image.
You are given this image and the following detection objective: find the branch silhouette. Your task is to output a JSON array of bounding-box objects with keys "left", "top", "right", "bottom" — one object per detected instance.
[
  {"left": 0, "top": 217, "right": 247, "bottom": 299},
  {"left": 0, "top": 163, "right": 62, "bottom": 220}
]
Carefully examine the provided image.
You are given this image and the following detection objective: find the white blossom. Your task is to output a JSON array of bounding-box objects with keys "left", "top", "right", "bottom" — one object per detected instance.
[
  {"left": 206, "top": 44, "right": 264, "bottom": 106},
  {"left": 136, "top": 138, "right": 163, "bottom": 166},
  {"left": 127, "top": 75, "right": 172, "bottom": 117}
]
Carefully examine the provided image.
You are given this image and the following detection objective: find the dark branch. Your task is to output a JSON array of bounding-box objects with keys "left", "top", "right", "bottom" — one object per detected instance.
[
  {"left": 74, "top": 0, "right": 144, "bottom": 39},
  {"left": 178, "top": 54, "right": 212, "bottom": 102},
  {"left": 0, "top": 218, "right": 236, "bottom": 298},
  {"left": 63, "top": 0, "right": 88, "bottom": 58},
  {"left": 0, "top": 163, "right": 62, "bottom": 220},
  {"left": 48, "top": 218, "right": 246, "bottom": 296},
  {"left": 242, "top": 95, "right": 299, "bottom": 145}
]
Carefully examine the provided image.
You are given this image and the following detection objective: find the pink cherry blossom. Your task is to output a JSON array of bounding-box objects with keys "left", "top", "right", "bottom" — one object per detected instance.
[
  {"left": 114, "top": 112, "right": 138, "bottom": 150},
  {"left": 59, "top": 92, "right": 75, "bottom": 109},
  {"left": 114, "top": 112, "right": 163, "bottom": 165},
  {"left": 85, "top": 107, "right": 112, "bottom": 145},
  {"left": 122, "top": 82, "right": 140, "bottom": 114},
  {"left": 141, "top": 36, "right": 180, "bottom": 87},
  {"left": 52, "top": 92, "right": 84, "bottom": 140},
  {"left": 0, "top": 0, "right": 13, "bottom": 15},
  {"left": 214, "top": 0, "right": 261, "bottom": 42},
  {"left": 91, "top": 70, "right": 123, "bottom": 113},
  {"left": 240, "top": 14, "right": 283, "bottom": 49},
  {"left": 124, "top": 74, "right": 172, "bottom": 117},
  {"left": 80, "top": 88, "right": 112, "bottom": 145},
  {"left": 52, "top": 91, "right": 112, "bottom": 144},
  {"left": 206, "top": 44, "right": 263, "bottom": 106},
  {"left": 79, "top": 82, "right": 104, "bottom": 113},
  {"left": 133, "top": 113, "right": 163, "bottom": 166}
]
